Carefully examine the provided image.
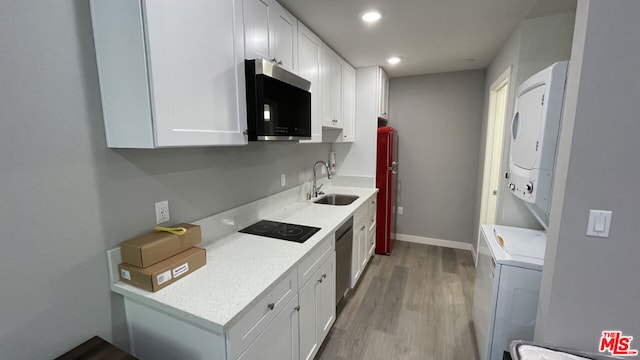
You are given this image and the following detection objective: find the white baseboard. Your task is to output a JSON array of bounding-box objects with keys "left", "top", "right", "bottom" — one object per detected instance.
[{"left": 394, "top": 233, "right": 474, "bottom": 253}]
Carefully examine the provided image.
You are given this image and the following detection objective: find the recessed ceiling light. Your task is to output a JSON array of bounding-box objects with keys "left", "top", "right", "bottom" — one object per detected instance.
[
  {"left": 361, "top": 9, "right": 383, "bottom": 23},
  {"left": 387, "top": 56, "right": 402, "bottom": 65}
]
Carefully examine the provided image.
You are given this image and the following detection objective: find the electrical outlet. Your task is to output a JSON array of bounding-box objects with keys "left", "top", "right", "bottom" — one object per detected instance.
[
  {"left": 155, "top": 200, "right": 170, "bottom": 224},
  {"left": 280, "top": 173, "right": 286, "bottom": 187},
  {"left": 397, "top": 206, "right": 404, "bottom": 215}
]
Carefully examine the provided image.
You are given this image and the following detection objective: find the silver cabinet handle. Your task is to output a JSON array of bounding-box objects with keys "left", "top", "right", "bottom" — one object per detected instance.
[
  {"left": 294, "top": 305, "right": 300, "bottom": 311},
  {"left": 318, "top": 278, "right": 323, "bottom": 283},
  {"left": 277, "top": 61, "right": 283, "bottom": 65},
  {"left": 361, "top": 226, "right": 366, "bottom": 231},
  {"left": 267, "top": 303, "right": 275, "bottom": 310},
  {"left": 322, "top": 273, "right": 327, "bottom": 279},
  {"left": 270, "top": 57, "right": 277, "bottom": 63}
]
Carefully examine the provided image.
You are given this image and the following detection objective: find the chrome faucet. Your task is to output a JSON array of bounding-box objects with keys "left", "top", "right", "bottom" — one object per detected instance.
[{"left": 312, "top": 160, "right": 331, "bottom": 198}]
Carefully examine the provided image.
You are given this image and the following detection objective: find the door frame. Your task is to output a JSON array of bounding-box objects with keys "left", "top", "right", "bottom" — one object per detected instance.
[{"left": 477, "top": 67, "right": 511, "bottom": 255}]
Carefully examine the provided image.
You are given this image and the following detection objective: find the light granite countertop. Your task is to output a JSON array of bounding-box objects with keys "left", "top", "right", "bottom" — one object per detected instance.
[{"left": 108, "top": 185, "right": 378, "bottom": 334}]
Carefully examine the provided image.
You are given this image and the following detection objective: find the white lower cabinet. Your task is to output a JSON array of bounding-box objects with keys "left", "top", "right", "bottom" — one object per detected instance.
[
  {"left": 351, "top": 194, "right": 377, "bottom": 287},
  {"left": 237, "top": 295, "right": 300, "bottom": 360},
  {"left": 299, "top": 253, "right": 336, "bottom": 360},
  {"left": 227, "top": 271, "right": 298, "bottom": 359},
  {"left": 123, "top": 234, "right": 337, "bottom": 360}
]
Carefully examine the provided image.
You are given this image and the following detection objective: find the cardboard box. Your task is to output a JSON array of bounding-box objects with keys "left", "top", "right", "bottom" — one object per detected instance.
[
  {"left": 119, "top": 247, "right": 206, "bottom": 292},
  {"left": 120, "top": 223, "right": 201, "bottom": 268}
]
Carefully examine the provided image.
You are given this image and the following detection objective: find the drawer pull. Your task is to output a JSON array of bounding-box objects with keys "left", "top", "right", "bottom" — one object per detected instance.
[{"left": 267, "top": 303, "right": 275, "bottom": 311}]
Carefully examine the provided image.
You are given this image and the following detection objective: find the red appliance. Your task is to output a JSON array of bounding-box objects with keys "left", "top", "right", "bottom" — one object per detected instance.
[{"left": 376, "top": 126, "right": 398, "bottom": 255}]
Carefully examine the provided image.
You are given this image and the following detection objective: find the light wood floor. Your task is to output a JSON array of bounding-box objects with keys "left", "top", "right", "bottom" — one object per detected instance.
[{"left": 317, "top": 241, "right": 480, "bottom": 360}]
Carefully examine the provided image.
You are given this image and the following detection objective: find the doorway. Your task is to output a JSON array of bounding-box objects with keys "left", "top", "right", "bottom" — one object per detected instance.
[{"left": 477, "top": 67, "right": 511, "bottom": 253}]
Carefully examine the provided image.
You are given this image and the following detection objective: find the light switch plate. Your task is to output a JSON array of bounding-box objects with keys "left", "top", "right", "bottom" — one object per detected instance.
[{"left": 586, "top": 209, "right": 612, "bottom": 237}]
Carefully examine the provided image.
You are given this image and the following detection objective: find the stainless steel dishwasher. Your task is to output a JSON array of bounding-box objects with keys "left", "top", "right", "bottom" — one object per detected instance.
[{"left": 335, "top": 217, "right": 353, "bottom": 306}]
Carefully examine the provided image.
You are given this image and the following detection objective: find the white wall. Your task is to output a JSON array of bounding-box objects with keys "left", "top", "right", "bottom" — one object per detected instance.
[
  {"left": 388, "top": 70, "right": 486, "bottom": 245},
  {"left": 0, "top": 1, "right": 330, "bottom": 358},
  {"left": 536, "top": 0, "right": 640, "bottom": 351}
]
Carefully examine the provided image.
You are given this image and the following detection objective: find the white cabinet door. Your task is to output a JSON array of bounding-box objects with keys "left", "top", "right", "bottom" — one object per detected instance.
[
  {"left": 317, "top": 253, "right": 336, "bottom": 343},
  {"left": 321, "top": 44, "right": 343, "bottom": 128},
  {"left": 243, "top": 0, "right": 271, "bottom": 61},
  {"left": 351, "top": 220, "right": 366, "bottom": 286},
  {"left": 243, "top": 0, "right": 297, "bottom": 72},
  {"left": 90, "top": 0, "right": 248, "bottom": 148},
  {"left": 320, "top": 45, "right": 333, "bottom": 127},
  {"left": 269, "top": 1, "right": 297, "bottom": 72},
  {"left": 378, "top": 68, "right": 389, "bottom": 118},
  {"left": 144, "top": 0, "right": 248, "bottom": 147},
  {"left": 237, "top": 295, "right": 300, "bottom": 360},
  {"left": 341, "top": 63, "right": 356, "bottom": 142},
  {"left": 297, "top": 23, "right": 322, "bottom": 143},
  {"left": 330, "top": 56, "right": 344, "bottom": 128},
  {"left": 299, "top": 253, "right": 336, "bottom": 360}
]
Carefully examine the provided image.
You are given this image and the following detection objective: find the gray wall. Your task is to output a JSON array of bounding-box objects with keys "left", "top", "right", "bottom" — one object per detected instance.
[
  {"left": 0, "top": 1, "right": 330, "bottom": 359},
  {"left": 388, "top": 70, "right": 485, "bottom": 245},
  {"left": 474, "top": 11, "right": 575, "bottom": 247},
  {"left": 536, "top": 0, "right": 640, "bottom": 350}
]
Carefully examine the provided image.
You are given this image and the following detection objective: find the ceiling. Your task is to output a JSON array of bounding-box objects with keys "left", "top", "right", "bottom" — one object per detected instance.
[{"left": 278, "top": 0, "right": 575, "bottom": 77}]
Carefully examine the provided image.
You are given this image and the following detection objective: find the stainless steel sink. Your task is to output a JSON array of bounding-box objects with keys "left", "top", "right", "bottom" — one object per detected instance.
[{"left": 314, "top": 194, "right": 359, "bottom": 206}]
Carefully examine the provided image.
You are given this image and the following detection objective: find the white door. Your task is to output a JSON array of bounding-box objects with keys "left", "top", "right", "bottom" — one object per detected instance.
[
  {"left": 378, "top": 68, "right": 389, "bottom": 118},
  {"left": 320, "top": 45, "right": 333, "bottom": 126},
  {"left": 341, "top": 63, "right": 356, "bottom": 142},
  {"left": 299, "top": 272, "right": 320, "bottom": 360},
  {"left": 317, "top": 253, "right": 336, "bottom": 343},
  {"left": 269, "top": 1, "right": 297, "bottom": 72},
  {"left": 144, "top": 0, "right": 247, "bottom": 147},
  {"left": 330, "top": 56, "right": 343, "bottom": 128},
  {"left": 243, "top": 0, "right": 270, "bottom": 61},
  {"left": 238, "top": 296, "right": 300, "bottom": 360},
  {"left": 478, "top": 67, "right": 510, "bottom": 252},
  {"left": 351, "top": 222, "right": 365, "bottom": 286},
  {"left": 297, "top": 23, "right": 322, "bottom": 143}
]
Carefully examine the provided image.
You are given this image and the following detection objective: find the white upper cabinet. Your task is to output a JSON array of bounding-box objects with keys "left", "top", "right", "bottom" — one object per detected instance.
[
  {"left": 321, "top": 44, "right": 344, "bottom": 128},
  {"left": 378, "top": 68, "right": 389, "bottom": 118},
  {"left": 243, "top": 0, "right": 298, "bottom": 73},
  {"left": 297, "top": 23, "right": 322, "bottom": 143},
  {"left": 90, "top": 0, "right": 248, "bottom": 148},
  {"left": 341, "top": 63, "right": 356, "bottom": 142}
]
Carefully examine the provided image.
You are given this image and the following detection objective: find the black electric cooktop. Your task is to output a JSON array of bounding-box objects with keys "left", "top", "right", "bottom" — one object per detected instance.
[{"left": 239, "top": 220, "right": 321, "bottom": 243}]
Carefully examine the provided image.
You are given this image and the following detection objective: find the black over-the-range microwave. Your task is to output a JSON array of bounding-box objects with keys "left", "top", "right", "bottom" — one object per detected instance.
[{"left": 245, "top": 59, "right": 312, "bottom": 141}]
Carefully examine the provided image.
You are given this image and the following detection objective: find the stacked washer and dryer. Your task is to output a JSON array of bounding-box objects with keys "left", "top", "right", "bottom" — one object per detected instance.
[{"left": 472, "top": 61, "right": 569, "bottom": 360}]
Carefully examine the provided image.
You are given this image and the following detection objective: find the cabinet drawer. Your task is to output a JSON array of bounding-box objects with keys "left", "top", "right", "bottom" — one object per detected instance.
[
  {"left": 298, "top": 234, "right": 335, "bottom": 287},
  {"left": 227, "top": 270, "right": 298, "bottom": 359}
]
